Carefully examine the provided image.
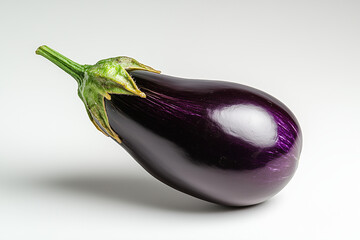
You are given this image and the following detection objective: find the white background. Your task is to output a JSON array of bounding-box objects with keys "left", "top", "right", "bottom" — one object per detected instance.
[{"left": 1, "top": 0, "right": 359, "bottom": 239}]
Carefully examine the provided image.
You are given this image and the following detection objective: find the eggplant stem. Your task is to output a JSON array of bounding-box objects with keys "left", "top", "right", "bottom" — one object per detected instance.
[
  {"left": 36, "top": 45, "right": 85, "bottom": 84},
  {"left": 36, "top": 45, "right": 160, "bottom": 144}
]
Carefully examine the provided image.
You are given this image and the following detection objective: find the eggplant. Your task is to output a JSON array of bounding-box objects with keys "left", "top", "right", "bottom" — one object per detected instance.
[{"left": 36, "top": 45, "right": 302, "bottom": 207}]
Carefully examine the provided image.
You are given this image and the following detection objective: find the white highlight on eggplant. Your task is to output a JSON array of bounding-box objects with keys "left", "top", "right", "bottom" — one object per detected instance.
[{"left": 210, "top": 104, "right": 278, "bottom": 148}]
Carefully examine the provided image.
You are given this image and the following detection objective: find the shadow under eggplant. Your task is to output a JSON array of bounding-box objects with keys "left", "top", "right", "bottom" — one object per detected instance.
[{"left": 35, "top": 171, "right": 268, "bottom": 213}]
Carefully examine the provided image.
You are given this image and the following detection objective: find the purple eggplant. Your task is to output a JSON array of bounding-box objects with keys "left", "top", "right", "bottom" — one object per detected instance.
[{"left": 36, "top": 45, "right": 302, "bottom": 206}]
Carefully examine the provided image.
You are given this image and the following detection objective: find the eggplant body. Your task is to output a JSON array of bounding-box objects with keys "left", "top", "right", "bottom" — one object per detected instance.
[{"left": 105, "top": 70, "right": 302, "bottom": 206}]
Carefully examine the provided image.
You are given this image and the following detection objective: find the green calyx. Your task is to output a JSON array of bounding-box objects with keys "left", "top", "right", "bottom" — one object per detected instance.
[{"left": 36, "top": 45, "right": 160, "bottom": 143}]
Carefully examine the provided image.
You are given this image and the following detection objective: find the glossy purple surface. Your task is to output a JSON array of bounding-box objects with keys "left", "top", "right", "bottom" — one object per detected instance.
[{"left": 105, "top": 70, "right": 302, "bottom": 206}]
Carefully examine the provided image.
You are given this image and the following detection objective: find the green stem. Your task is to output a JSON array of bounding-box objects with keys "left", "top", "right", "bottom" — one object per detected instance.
[{"left": 36, "top": 45, "right": 85, "bottom": 84}]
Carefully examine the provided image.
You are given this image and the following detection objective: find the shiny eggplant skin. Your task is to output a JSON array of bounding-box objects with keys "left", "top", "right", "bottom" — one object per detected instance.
[{"left": 105, "top": 70, "right": 302, "bottom": 206}]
